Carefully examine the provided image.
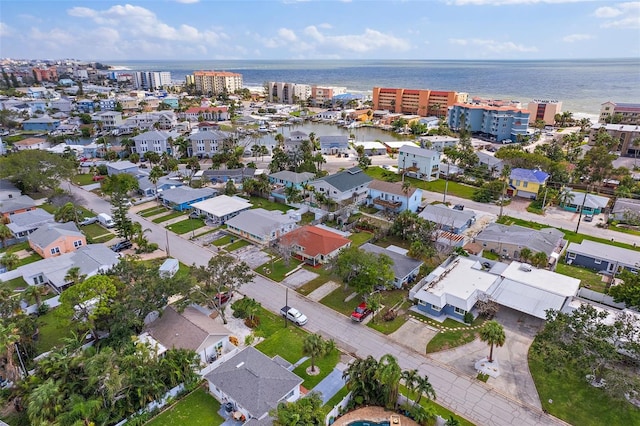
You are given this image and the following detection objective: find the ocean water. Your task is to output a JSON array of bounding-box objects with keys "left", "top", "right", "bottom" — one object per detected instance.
[{"left": 108, "top": 59, "right": 640, "bottom": 117}]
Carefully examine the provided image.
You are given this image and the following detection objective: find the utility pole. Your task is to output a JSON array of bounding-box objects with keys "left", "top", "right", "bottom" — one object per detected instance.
[
  {"left": 574, "top": 185, "right": 590, "bottom": 234},
  {"left": 443, "top": 161, "right": 450, "bottom": 204},
  {"left": 541, "top": 187, "right": 549, "bottom": 215},
  {"left": 165, "top": 229, "right": 171, "bottom": 256},
  {"left": 499, "top": 178, "right": 507, "bottom": 218}
]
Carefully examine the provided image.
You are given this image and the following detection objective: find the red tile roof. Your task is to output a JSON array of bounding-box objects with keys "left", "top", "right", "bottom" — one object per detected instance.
[{"left": 280, "top": 225, "right": 351, "bottom": 257}]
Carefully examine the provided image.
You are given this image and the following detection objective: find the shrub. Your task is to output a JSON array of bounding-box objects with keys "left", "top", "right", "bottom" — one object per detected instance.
[
  {"left": 464, "top": 312, "right": 474, "bottom": 324},
  {"left": 383, "top": 309, "right": 397, "bottom": 321},
  {"left": 244, "top": 316, "right": 260, "bottom": 328}
]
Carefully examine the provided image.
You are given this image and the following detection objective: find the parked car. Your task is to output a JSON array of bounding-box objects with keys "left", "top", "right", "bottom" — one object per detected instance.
[
  {"left": 584, "top": 215, "right": 594, "bottom": 222},
  {"left": 280, "top": 306, "right": 308, "bottom": 326},
  {"left": 210, "top": 292, "right": 233, "bottom": 307},
  {"left": 92, "top": 175, "right": 106, "bottom": 182},
  {"left": 350, "top": 302, "right": 372, "bottom": 322},
  {"left": 79, "top": 216, "right": 98, "bottom": 226},
  {"left": 110, "top": 240, "right": 132, "bottom": 252},
  {"left": 453, "top": 204, "right": 465, "bottom": 211}
]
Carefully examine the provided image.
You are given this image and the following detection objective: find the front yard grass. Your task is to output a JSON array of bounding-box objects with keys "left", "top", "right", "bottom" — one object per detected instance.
[
  {"left": 71, "top": 174, "right": 97, "bottom": 186},
  {"left": 146, "top": 386, "right": 224, "bottom": 426},
  {"left": 293, "top": 348, "right": 341, "bottom": 389},
  {"left": 243, "top": 196, "right": 292, "bottom": 213},
  {"left": 3, "top": 276, "right": 28, "bottom": 291},
  {"left": 297, "top": 265, "right": 335, "bottom": 296},
  {"left": 255, "top": 325, "right": 307, "bottom": 364},
  {"left": 555, "top": 262, "right": 607, "bottom": 293},
  {"left": 152, "top": 211, "right": 186, "bottom": 223},
  {"left": 17, "top": 252, "right": 42, "bottom": 267},
  {"left": 91, "top": 233, "right": 115, "bottom": 244},
  {"left": 225, "top": 239, "right": 251, "bottom": 252},
  {"left": 211, "top": 234, "right": 233, "bottom": 247},
  {"left": 426, "top": 328, "right": 478, "bottom": 353},
  {"left": 0, "top": 241, "right": 30, "bottom": 254},
  {"left": 139, "top": 205, "right": 168, "bottom": 217},
  {"left": 529, "top": 349, "right": 640, "bottom": 426},
  {"left": 365, "top": 166, "right": 478, "bottom": 199},
  {"left": 256, "top": 257, "right": 302, "bottom": 282},
  {"left": 166, "top": 218, "right": 205, "bottom": 235},
  {"left": 348, "top": 231, "right": 373, "bottom": 247},
  {"left": 35, "top": 309, "right": 77, "bottom": 355},
  {"left": 81, "top": 223, "right": 112, "bottom": 240},
  {"left": 320, "top": 287, "right": 362, "bottom": 317}
]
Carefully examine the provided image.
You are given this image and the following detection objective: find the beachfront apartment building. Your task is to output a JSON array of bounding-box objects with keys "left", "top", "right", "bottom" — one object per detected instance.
[
  {"left": 599, "top": 102, "right": 640, "bottom": 125},
  {"left": 187, "top": 71, "right": 243, "bottom": 95},
  {"left": 267, "top": 82, "right": 312, "bottom": 104},
  {"left": 527, "top": 99, "right": 562, "bottom": 126},
  {"left": 372, "top": 87, "right": 468, "bottom": 118},
  {"left": 310, "top": 86, "right": 346, "bottom": 107},
  {"left": 448, "top": 103, "right": 530, "bottom": 143},
  {"left": 133, "top": 71, "right": 172, "bottom": 91}
]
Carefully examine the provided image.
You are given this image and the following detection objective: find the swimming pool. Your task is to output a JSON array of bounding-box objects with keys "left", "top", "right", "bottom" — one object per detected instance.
[{"left": 347, "top": 422, "right": 390, "bottom": 426}]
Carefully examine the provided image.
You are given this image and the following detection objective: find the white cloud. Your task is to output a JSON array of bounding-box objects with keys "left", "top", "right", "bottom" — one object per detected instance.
[
  {"left": 448, "top": 0, "right": 594, "bottom": 5},
  {"left": 278, "top": 28, "right": 298, "bottom": 42},
  {"left": 300, "top": 26, "right": 410, "bottom": 53},
  {"left": 448, "top": 38, "right": 538, "bottom": 53},
  {"left": 595, "top": 2, "right": 640, "bottom": 29},
  {"left": 562, "top": 33, "right": 594, "bottom": 42},
  {"left": 0, "top": 22, "right": 12, "bottom": 37}
]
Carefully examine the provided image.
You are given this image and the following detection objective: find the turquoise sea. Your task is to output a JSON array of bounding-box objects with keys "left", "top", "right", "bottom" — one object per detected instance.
[{"left": 108, "top": 59, "right": 640, "bottom": 117}]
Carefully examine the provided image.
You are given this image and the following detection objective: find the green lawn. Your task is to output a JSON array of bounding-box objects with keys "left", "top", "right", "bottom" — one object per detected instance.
[
  {"left": 320, "top": 287, "right": 362, "bottom": 316},
  {"left": 348, "top": 231, "right": 373, "bottom": 247},
  {"left": 212, "top": 235, "right": 233, "bottom": 247},
  {"left": 166, "top": 218, "right": 206, "bottom": 235},
  {"left": 497, "top": 216, "right": 640, "bottom": 252},
  {"left": 529, "top": 350, "right": 640, "bottom": 426},
  {"left": 146, "top": 387, "right": 224, "bottom": 426},
  {"left": 226, "top": 239, "right": 251, "bottom": 252},
  {"left": 426, "top": 328, "right": 478, "bottom": 354},
  {"left": 71, "top": 174, "right": 98, "bottom": 186},
  {"left": 139, "top": 205, "right": 168, "bottom": 217},
  {"left": 17, "top": 252, "right": 42, "bottom": 268},
  {"left": 3, "top": 276, "right": 28, "bottom": 291},
  {"left": 322, "top": 386, "right": 350, "bottom": 415},
  {"left": 0, "top": 241, "right": 30, "bottom": 254},
  {"left": 152, "top": 211, "right": 187, "bottom": 223},
  {"left": 81, "top": 223, "right": 112, "bottom": 239},
  {"left": 92, "top": 233, "right": 115, "bottom": 244},
  {"left": 39, "top": 203, "right": 95, "bottom": 219},
  {"left": 555, "top": 262, "right": 607, "bottom": 293},
  {"left": 0, "top": 241, "right": 43, "bottom": 267},
  {"left": 297, "top": 265, "right": 334, "bottom": 296},
  {"left": 367, "top": 292, "right": 412, "bottom": 335},
  {"left": 35, "top": 309, "right": 77, "bottom": 355},
  {"left": 243, "top": 196, "right": 292, "bottom": 213},
  {"left": 256, "top": 257, "right": 302, "bottom": 282},
  {"left": 365, "top": 166, "right": 478, "bottom": 199},
  {"left": 374, "top": 234, "right": 412, "bottom": 251},
  {"left": 255, "top": 325, "right": 308, "bottom": 363},
  {"left": 293, "top": 348, "right": 341, "bottom": 389}
]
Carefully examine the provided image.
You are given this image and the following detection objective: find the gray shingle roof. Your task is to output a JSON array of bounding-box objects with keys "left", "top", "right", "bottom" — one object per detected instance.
[
  {"left": 319, "top": 135, "right": 349, "bottom": 148},
  {"left": 28, "top": 222, "right": 82, "bottom": 248},
  {"left": 368, "top": 180, "right": 418, "bottom": 197},
  {"left": 419, "top": 204, "right": 476, "bottom": 229},
  {"left": 475, "top": 223, "right": 565, "bottom": 255},
  {"left": 0, "top": 195, "right": 36, "bottom": 214},
  {"left": 360, "top": 243, "right": 423, "bottom": 280},
  {"left": 567, "top": 240, "right": 640, "bottom": 267},
  {"left": 612, "top": 197, "right": 640, "bottom": 214},
  {"left": 312, "top": 167, "right": 372, "bottom": 192},
  {"left": 566, "top": 191, "right": 609, "bottom": 209},
  {"left": 160, "top": 187, "right": 217, "bottom": 205},
  {"left": 204, "top": 347, "right": 302, "bottom": 418},
  {"left": 6, "top": 208, "right": 54, "bottom": 234},
  {"left": 268, "top": 171, "right": 315, "bottom": 184},
  {"left": 188, "top": 130, "right": 230, "bottom": 141},
  {"left": 226, "top": 208, "right": 296, "bottom": 238}
]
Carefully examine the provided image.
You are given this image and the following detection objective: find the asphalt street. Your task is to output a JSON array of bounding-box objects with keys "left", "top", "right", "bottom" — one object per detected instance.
[{"left": 69, "top": 182, "right": 571, "bottom": 426}]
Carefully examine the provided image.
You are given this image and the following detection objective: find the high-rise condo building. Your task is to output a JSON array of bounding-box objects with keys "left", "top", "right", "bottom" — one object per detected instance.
[
  {"left": 372, "top": 87, "right": 468, "bottom": 118},
  {"left": 189, "top": 71, "right": 243, "bottom": 95}
]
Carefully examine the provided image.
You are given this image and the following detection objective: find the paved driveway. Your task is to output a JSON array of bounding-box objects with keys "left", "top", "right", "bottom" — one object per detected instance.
[
  {"left": 311, "top": 366, "right": 347, "bottom": 404},
  {"left": 389, "top": 317, "right": 438, "bottom": 354}
]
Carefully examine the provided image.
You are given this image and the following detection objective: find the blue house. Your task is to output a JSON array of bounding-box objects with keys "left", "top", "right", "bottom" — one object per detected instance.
[
  {"left": 560, "top": 191, "right": 609, "bottom": 215},
  {"left": 137, "top": 175, "right": 183, "bottom": 197},
  {"left": 367, "top": 180, "right": 423, "bottom": 213},
  {"left": 419, "top": 203, "right": 476, "bottom": 234},
  {"left": 448, "top": 104, "right": 530, "bottom": 143},
  {"left": 360, "top": 243, "right": 422, "bottom": 288},
  {"left": 22, "top": 116, "right": 60, "bottom": 131},
  {"left": 565, "top": 240, "right": 639, "bottom": 275},
  {"left": 268, "top": 171, "right": 315, "bottom": 189},
  {"left": 319, "top": 135, "right": 349, "bottom": 155},
  {"left": 75, "top": 99, "right": 95, "bottom": 113},
  {"left": 160, "top": 187, "right": 218, "bottom": 211}
]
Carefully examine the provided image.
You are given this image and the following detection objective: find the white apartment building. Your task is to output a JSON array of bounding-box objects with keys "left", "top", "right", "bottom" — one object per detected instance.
[{"left": 134, "top": 71, "right": 172, "bottom": 91}]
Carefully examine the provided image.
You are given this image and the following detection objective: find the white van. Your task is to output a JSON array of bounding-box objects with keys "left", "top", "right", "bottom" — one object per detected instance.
[{"left": 97, "top": 213, "right": 115, "bottom": 228}]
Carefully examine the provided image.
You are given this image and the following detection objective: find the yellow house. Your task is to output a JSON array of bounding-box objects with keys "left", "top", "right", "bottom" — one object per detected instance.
[{"left": 507, "top": 168, "right": 549, "bottom": 200}]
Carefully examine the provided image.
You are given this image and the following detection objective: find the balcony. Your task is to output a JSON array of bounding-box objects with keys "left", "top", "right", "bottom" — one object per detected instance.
[{"left": 372, "top": 197, "right": 402, "bottom": 209}]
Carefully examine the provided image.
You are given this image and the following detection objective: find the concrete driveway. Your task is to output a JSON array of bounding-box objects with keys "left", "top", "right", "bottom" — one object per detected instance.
[
  {"left": 429, "top": 307, "right": 544, "bottom": 409},
  {"left": 389, "top": 317, "right": 439, "bottom": 354}
]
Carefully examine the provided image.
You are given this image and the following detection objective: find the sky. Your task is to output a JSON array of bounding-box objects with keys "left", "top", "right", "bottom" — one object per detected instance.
[{"left": 0, "top": 0, "right": 639, "bottom": 61}]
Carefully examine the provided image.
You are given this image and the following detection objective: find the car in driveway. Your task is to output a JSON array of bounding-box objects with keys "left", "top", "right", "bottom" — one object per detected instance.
[
  {"left": 110, "top": 240, "right": 132, "bottom": 252},
  {"left": 210, "top": 292, "right": 233, "bottom": 308},
  {"left": 583, "top": 214, "right": 594, "bottom": 222},
  {"left": 79, "top": 216, "right": 98, "bottom": 226},
  {"left": 350, "top": 302, "right": 372, "bottom": 322}
]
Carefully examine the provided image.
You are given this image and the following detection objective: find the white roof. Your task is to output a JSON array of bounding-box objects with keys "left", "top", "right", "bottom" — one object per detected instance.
[
  {"left": 383, "top": 141, "right": 418, "bottom": 149},
  {"left": 353, "top": 141, "right": 386, "bottom": 150},
  {"left": 501, "top": 262, "right": 580, "bottom": 297},
  {"left": 191, "top": 195, "right": 252, "bottom": 218}
]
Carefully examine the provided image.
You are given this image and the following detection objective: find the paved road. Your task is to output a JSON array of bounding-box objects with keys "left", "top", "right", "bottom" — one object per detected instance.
[{"left": 69, "top": 183, "right": 570, "bottom": 425}]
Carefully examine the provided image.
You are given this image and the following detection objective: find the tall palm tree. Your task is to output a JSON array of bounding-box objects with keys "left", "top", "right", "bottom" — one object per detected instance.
[
  {"left": 414, "top": 374, "right": 437, "bottom": 404},
  {"left": 302, "top": 333, "right": 334, "bottom": 373},
  {"left": 149, "top": 166, "right": 164, "bottom": 205},
  {"left": 479, "top": 320, "right": 506, "bottom": 363},
  {"left": 632, "top": 137, "right": 640, "bottom": 167},
  {"left": 0, "top": 223, "right": 12, "bottom": 248},
  {"left": 375, "top": 354, "right": 402, "bottom": 409},
  {"left": 0, "top": 322, "right": 21, "bottom": 382},
  {"left": 498, "top": 165, "right": 511, "bottom": 218},
  {"left": 64, "top": 266, "right": 86, "bottom": 287},
  {"left": 401, "top": 181, "right": 412, "bottom": 212},
  {"left": 23, "top": 285, "right": 47, "bottom": 308},
  {"left": 401, "top": 368, "right": 419, "bottom": 404},
  {"left": 518, "top": 247, "right": 532, "bottom": 263},
  {"left": 0, "top": 252, "right": 19, "bottom": 271},
  {"left": 27, "top": 378, "right": 64, "bottom": 424}
]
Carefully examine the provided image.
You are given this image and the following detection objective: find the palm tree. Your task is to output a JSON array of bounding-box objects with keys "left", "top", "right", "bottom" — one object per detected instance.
[
  {"left": 479, "top": 320, "right": 506, "bottom": 363},
  {"left": 0, "top": 322, "right": 21, "bottom": 382},
  {"left": 64, "top": 266, "right": 86, "bottom": 287},
  {"left": 445, "top": 416, "right": 461, "bottom": 426},
  {"left": 54, "top": 202, "right": 79, "bottom": 223},
  {"left": 531, "top": 251, "right": 549, "bottom": 268},
  {"left": 27, "top": 378, "right": 64, "bottom": 424},
  {"left": 518, "top": 247, "right": 532, "bottom": 263},
  {"left": 401, "top": 368, "right": 419, "bottom": 404},
  {"left": 275, "top": 133, "right": 285, "bottom": 149},
  {"left": 0, "top": 223, "right": 12, "bottom": 248},
  {"left": 302, "top": 333, "right": 335, "bottom": 374},
  {"left": 414, "top": 374, "right": 437, "bottom": 404},
  {"left": 632, "top": 137, "right": 640, "bottom": 167},
  {"left": 0, "top": 252, "right": 19, "bottom": 271},
  {"left": 498, "top": 165, "right": 511, "bottom": 218},
  {"left": 401, "top": 181, "right": 412, "bottom": 211},
  {"left": 375, "top": 354, "right": 402, "bottom": 409},
  {"left": 23, "top": 285, "right": 47, "bottom": 308},
  {"left": 149, "top": 166, "right": 164, "bottom": 205},
  {"left": 555, "top": 186, "right": 574, "bottom": 208}
]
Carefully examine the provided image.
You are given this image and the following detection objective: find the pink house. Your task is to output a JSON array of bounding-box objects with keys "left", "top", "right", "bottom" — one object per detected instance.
[{"left": 28, "top": 223, "right": 87, "bottom": 259}]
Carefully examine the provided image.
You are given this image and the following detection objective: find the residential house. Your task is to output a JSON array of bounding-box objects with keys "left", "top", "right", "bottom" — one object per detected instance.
[
  {"left": 398, "top": 145, "right": 440, "bottom": 182},
  {"left": 95, "top": 98, "right": 116, "bottom": 111},
  {"left": 13, "top": 137, "right": 50, "bottom": 151},
  {"left": 560, "top": 191, "right": 610, "bottom": 215},
  {"left": 50, "top": 98, "right": 73, "bottom": 113},
  {"left": 133, "top": 130, "right": 180, "bottom": 157},
  {"left": 188, "top": 130, "right": 230, "bottom": 158},
  {"left": 383, "top": 141, "right": 417, "bottom": 153},
  {"left": 6, "top": 209, "right": 55, "bottom": 238},
  {"left": 0, "top": 195, "right": 37, "bottom": 219},
  {"left": 183, "top": 106, "right": 230, "bottom": 122},
  {"left": 75, "top": 99, "right": 95, "bottom": 113},
  {"left": 309, "top": 167, "right": 372, "bottom": 204},
  {"left": 319, "top": 135, "right": 349, "bottom": 155},
  {"left": 0, "top": 244, "right": 119, "bottom": 291},
  {"left": 106, "top": 160, "right": 138, "bottom": 176},
  {"left": 0, "top": 180, "right": 22, "bottom": 201},
  {"left": 204, "top": 346, "right": 303, "bottom": 423},
  {"left": 225, "top": 208, "right": 298, "bottom": 245},
  {"left": 475, "top": 223, "right": 565, "bottom": 263},
  {"left": 95, "top": 111, "right": 123, "bottom": 131},
  {"left": 418, "top": 116, "right": 440, "bottom": 130},
  {"left": 28, "top": 222, "right": 86, "bottom": 258},
  {"left": 203, "top": 168, "right": 256, "bottom": 183},
  {"left": 190, "top": 195, "right": 252, "bottom": 224},
  {"left": 145, "top": 305, "right": 235, "bottom": 365},
  {"left": 279, "top": 225, "right": 351, "bottom": 266},
  {"left": 360, "top": 243, "right": 423, "bottom": 288},
  {"left": 419, "top": 204, "right": 476, "bottom": 234},
  {"left": 137, "top": 175, "right": 183, "bottom": 197},
  {"left": 565, "top": 240, "right": 640, "bottom": 275},
  {"left": 475, "top": 152, "right": 504, "bottom": 177},
  {"left": 367, "top": 180, "right": 423, "bottom": 213},
  {"left": 419, "top": 135, "right": 458, "bottom": 151},
  {"left": 160, "top": 187, "right": 217, "bottom": 211},
  {"left": 508, "top": 168, "right": 549, "bottom": 199},
  {"left": 268, "top": 171, "right": 315, "bottom": 189},
  {"left": 611, "top": 197, "right": 640, "bottom": 224},
  {"left": 409, "top": 256, "right": 580, "bottom": 322}
]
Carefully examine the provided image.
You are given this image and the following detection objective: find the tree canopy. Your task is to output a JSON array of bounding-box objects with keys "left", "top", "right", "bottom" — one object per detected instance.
[
  {"left": 334, "top": 247, "right": 394, "bottom": 296},
  {"left": 0, "top": 150, "right": 76, "bottom": 193}
]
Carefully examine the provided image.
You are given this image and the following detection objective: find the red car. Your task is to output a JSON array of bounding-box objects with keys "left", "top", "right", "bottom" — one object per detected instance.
[
  {"left": 350, "top": 302, "right": 372, "bottom": 322},
  {"left": 211, "top": 292, "right": 233, "bottom": 308}
]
